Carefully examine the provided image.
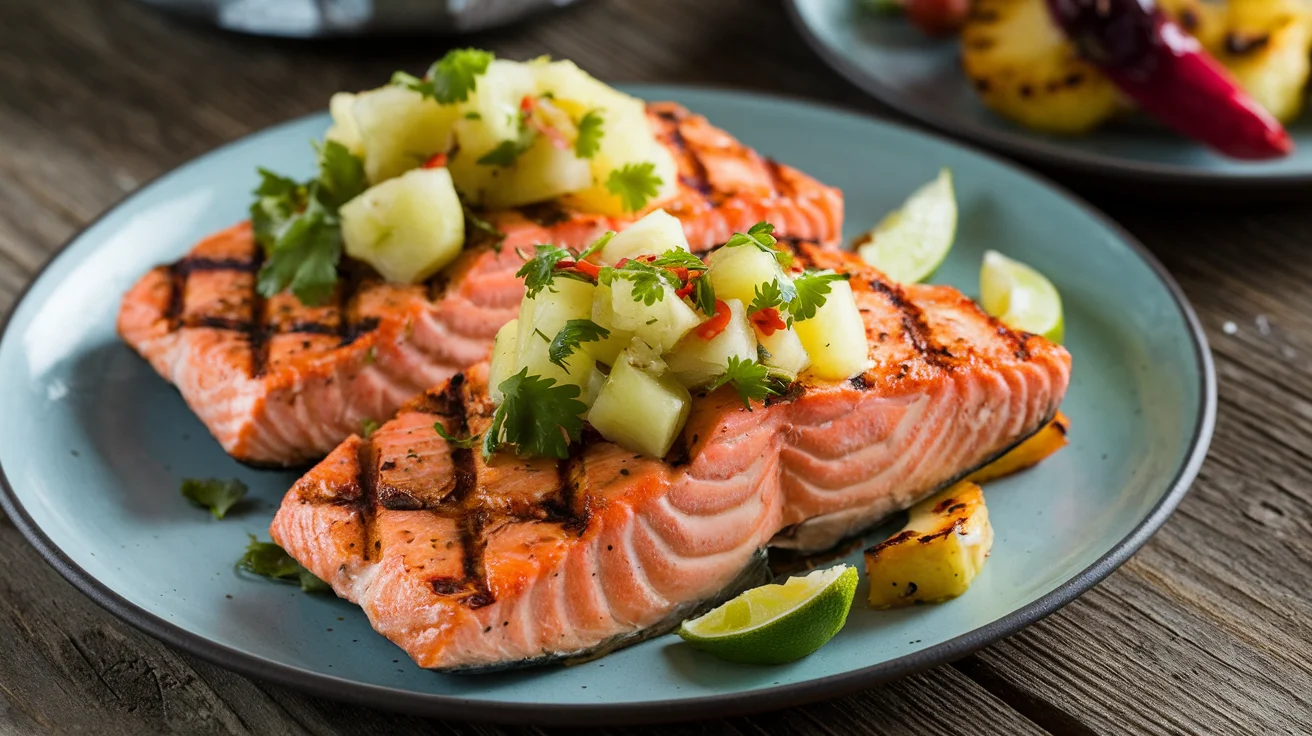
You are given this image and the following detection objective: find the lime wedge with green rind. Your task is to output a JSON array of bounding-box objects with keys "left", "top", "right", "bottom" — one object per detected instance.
[
  {"left": 858, "top": 168, "right": 957, "bottom": 284},
  {"left": 678, "top": 565, "right": 858, "bottom": 665},
  {"left": 979, "top": 250, "right": 1064, "bottom": 343}
]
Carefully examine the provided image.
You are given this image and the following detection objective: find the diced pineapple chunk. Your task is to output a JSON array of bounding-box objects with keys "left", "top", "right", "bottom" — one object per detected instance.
[
  {"left": 482, "top": 135, "right": 593, "bottom": 210},
  {"left": 757, "top": 324, "right": 811, "bottom": 378},
  {"left": 596, "top": 209, "right": 689, "bottom": 265},
  {"left": 588, "top": 344, "right": 692, "bottom": 458},
  {"left": 793, "top": 280, "right": 869, "bottom": 381},
  {"left": 586, "top": 283, "right": 634, "bottom": 365},
  {"left": 535, "top": 61, "right": 678, "bottom": 216},
  {"left": 514, "top": 278, "right": 597, "bottom": 390},
  {"left": 352, "top": 86, "right": 458, "bottom": 184},
  {"left": 666, "top": 299, "right": 757, "bottom": 388},
  {"left": 607, "top": 278, "right": 702, "bottom": 352},
  {"left": 340, "top": 167, "right": 465, "bottom": 284},
  {"left": 447, "top": 60, "right": 539, "bottom": 205},
  {"left": 325, "top": 92, "right": 364, "bottom": 156},
  {"left": 865, "top": 481, "right": 993, "bottom": 608},
  {"left": 488, "top": 319, "right": 519, "bottom": 405},
  {"left": 707, "top": 244, "right": 786, "bottom": 305},
  {"left": 967, "top": 412, "right": 1069, "bottom": 483}
]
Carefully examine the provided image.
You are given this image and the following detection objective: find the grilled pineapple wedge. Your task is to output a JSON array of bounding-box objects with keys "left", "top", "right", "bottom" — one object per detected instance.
[
  {"left": 1211, "top": 0, "right": 1312, "bottom": 123},
  {"left": 865, "top": 482, "right": 993, "bottom": 608},
  {"left": 967, "top": 412, "right": 1070, "bottom": 483},
  {"left": 961, "top": 0, "right": 1121, "bottom": 134}
]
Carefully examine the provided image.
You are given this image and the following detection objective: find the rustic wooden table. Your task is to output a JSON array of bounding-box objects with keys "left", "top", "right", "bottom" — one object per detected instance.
[{"left": 2, "top": 0, "right": 1309, "bottom": 733}]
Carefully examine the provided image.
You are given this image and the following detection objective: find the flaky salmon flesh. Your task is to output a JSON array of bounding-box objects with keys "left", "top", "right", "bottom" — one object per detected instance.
[
  {"left": 117, "top": 103, "right": 844, "bottom": 467},
  {"left": 270, "top": 241, "right": 1071, "bottom": 672}
]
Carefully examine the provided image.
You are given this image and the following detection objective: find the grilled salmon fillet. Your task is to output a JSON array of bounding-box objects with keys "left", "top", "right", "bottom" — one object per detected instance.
[
  {"left": 270, "top": 242, "right": 1071, "bottom": 671},
  {"left": 117, "top": 103, "right": 844, "bottom": 466}
]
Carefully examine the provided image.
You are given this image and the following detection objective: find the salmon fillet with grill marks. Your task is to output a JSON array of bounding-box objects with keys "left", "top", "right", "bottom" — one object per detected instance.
[
  {"left": 117, "top": 103, "right": 844, "bottom": 466},
  {"left": 270, "top": 241, "right": 1071, "bottom": 672}
]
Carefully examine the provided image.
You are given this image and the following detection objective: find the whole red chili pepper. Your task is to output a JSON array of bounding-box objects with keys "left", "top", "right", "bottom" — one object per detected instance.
[{"left": 1047, "top": 0, "right": 1290, "bottom": 159}]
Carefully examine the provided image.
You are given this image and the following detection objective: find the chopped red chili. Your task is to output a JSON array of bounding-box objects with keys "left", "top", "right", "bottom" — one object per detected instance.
[
  {"left": 573, "top": 260, "right": 600, "bottom": 279},
  {"left": 520, "top": 95, "right": 536, "bottom": 113},
  {"left": 422, "top": 152, "right": 448, "bottom": 169},
  {"left": 695, "top": 300, "right": 731, "bottom": 339},
  {"left": 750, "top": 307, "right": 787, "bottom": 336}
]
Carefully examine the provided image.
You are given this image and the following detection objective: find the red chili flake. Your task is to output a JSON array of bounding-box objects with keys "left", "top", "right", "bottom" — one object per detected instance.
[
  {"left": 520, "top": 95, "right": 537, "bottom": 113},
  {"left": 696, "top": 300, "right": 731, "bottom": 340},
  {"left": 615, "top": 257, "right": 630, "bottom": 268},
  {"left": 422, "top": 152, "right": 448, "bottom": 169},
  {"left": 573, "top": 260, "right": 600, "bottom": 279},
  {"left": 675, "top": 281, "right": 696, "bottom": 299},
  {"left": 751, "top": 307, "right": 787, "bottom": 336},
  {"left": 666, "top": 266, "right": 689, "bottom": 281}
]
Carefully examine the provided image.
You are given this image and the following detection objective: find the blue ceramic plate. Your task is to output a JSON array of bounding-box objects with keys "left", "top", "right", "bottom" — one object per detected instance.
[
  {"left": 0, "top": 86, "right": 1213, "bottom": 725},
  {"left": 787, "top": 0, "right": 1312, "bottom": 186}
]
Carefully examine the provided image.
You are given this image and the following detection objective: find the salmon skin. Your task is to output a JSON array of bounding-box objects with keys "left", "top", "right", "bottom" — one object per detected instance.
[
  {"left": 117, "top": 103, "right": 844, "bottom": 466},
  {"left": 270, "top": 241, "right": 1071, "bottom": 672}
]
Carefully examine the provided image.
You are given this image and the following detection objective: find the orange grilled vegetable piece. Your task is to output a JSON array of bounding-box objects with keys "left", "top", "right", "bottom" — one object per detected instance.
[{"left": 966, "top": 412, "right": 1069, "bottom": 483}]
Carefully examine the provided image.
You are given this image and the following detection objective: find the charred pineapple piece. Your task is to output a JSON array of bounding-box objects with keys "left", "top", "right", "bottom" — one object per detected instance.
[
  {"left": 967, "top": 412, "right": 1069, "bottom": 484},
  {"left": 1211, "top": 0, "right": 1312, "bottom": 123},
  {"left": 961, "top": 0, "right": 1121, "bottom": 134},
  {"left": 865, "top": 482, "right": 993, "bottom": 608}
]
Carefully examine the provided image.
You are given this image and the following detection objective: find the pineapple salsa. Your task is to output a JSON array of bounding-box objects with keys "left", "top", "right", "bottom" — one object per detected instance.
[
  {"left": 250, "top": 49, "right": 676, "bottom": 305},
  {"left": 472, "top": 211, "right": 870, "bottom": 461}
]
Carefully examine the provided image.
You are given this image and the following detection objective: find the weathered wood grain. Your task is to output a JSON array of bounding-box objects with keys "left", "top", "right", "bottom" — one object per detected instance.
[{"left": 0, "top": 0, "right": 1309, "bottom": 733}]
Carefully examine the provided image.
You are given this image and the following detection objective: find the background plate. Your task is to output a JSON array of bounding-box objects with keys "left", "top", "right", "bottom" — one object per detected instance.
[
  {"left": 0, "top": 86, "right": 1214, "bottom": 725},
  {"left": 787, "top": 0, "right": 1312, "bottom": 188}
]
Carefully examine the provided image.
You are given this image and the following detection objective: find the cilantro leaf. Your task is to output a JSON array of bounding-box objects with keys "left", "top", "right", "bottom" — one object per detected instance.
[
  {"left": 748, "top": 278, "right": 799, "bottom": 317},
  {"left": 361, "top": 418, "right": 380, "bottom": 438},
  {"left": 577, "top": 230, "right": 615, "bottom": 262},
  {"left": 605, "top": 162, "right": 663, "bottom": 213},
  {"left": 516, "top": 244, "right": 575, "bottom": 298},
  {"left": 237, "top": 536, "right": 331, "bottom": 593},
  {"left": 434, "top": 422, "right": 479, "bottom": 449},
  {"left": 691, "top": 275, "right": 717, "bottom": 316},
  {"left": 651, "top": 249, "right": 707, "bottom": 270},
  {"left": 314, "top": 140, "right": 367, "bottom": 209},
  {"left": 788, "top": 270, "right": 850, "bottom": 323},
  {"left": 599, "top": 259, "right": 678, "bottom": 305},
  {"left": 548, "top": 319, "right": 610, "bottom": 372},
  {"left": 251, "top": 141, "right": 366, "bottom": 306},
  {"left": 482, "top": 369, "right": 587, "bottom": 459},
  {"left": 477, "top": 127, "right": 535, "bottom": 167},
  {"left": 391, "top": 48, "right": 494, "bottom": 104},
  {"left": 707, "top": 356, "right": 791, "bottom": 409},
  {"left": 180, "top": 477, "right": 248, "bottom": 520},
  {"left": 724, "top": 221, "right": 793, "bottom": 269},
  {"left": 575, "top": 110, "right": 604, "bottom": 159}
]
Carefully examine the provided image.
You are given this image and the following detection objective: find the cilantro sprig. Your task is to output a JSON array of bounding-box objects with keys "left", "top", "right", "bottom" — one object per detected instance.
[
  {"left": 180, "top": 477, "right": 248, "bottom": 520},
  {"left": 577, "top": 230, "right": 615, "bottom": 261},
  {"left": 605, "top": 162, "right": 663, "bottom": 213},
  {"left": 548, "top": 319, "right": 610, "bottom": 372},
  {"left": 748, "top": 278, "right": 796, "bottom": 315},
  {"left": 598, "top": 257, "right": 681, "bottom": 305},
  {"left": 250, "top": 140, "right": 366, "bottom": 306},
  {"left": 575, "top": 110, "right": 604, "bottom": 159},
  {"left": 237, "top": 536, "right": 331, "bottom": 593},
  {"left": 788, "top": 270, "right": 851, "bottom": 322},
  {"left": 434, "top": 422, "right": 480, "bottom": 449},
  {"left": 482, "top": 369, "right": 588, "bottom": 459},
  {"left": 516, "top": 244, "right": 577, "bottom": 298},
  {"left": 725, "top": 221, "right": 793, "bottom": 269},
  {"left": 707, "top": 356, "right": 792, "bottom": 409},
  {"left": 391, "top": 48, "right": 494, "bottom": 104}
]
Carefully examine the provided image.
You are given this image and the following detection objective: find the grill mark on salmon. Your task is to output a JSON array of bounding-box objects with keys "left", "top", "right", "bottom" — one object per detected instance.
[
  {"left": 270, "top": 242, "right": 1072, "bottom": 671},
  {"left": 119, "top": 103, "right": 845, "bottom": 466}
]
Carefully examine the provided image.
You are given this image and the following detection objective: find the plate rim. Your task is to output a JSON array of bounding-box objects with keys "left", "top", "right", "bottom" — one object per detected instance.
[
  {"left": 0, "top": 85, "right": 1217, "bottom": 726},
  {"left": 783, "top": 0, "right": 1312, "bottom": 187}
]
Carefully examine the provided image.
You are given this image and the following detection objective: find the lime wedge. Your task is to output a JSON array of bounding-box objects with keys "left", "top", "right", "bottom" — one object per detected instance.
[
  {"left": 979, "top": 250, "right": 1064, "bottom": 343},
  {"left": 857, "top": 168, "right": 957, "bottom": 284},
  {"left": 678, "top": 565, "right": 858, "bottom": 665}
]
